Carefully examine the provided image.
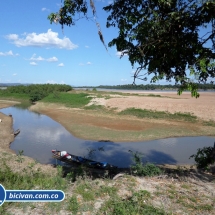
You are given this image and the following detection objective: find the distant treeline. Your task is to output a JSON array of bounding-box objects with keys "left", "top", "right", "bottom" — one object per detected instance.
[
  {"left": 94, "top": 83, "right": 215, "bottom": 90},
  {"left": 0, "top": 83, "right": 27, "bottom": 87},
  {"left": 0, "top": 84, "right": 72, "bottom": 102}
]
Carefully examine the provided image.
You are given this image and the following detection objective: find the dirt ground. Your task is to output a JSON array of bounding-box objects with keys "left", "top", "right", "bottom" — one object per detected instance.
[
  {"left": 89, "top": 91, "right": 215, "bottom": 121},
  {"left": 0, "top": 110, "right": 15, "bottom": 154}
]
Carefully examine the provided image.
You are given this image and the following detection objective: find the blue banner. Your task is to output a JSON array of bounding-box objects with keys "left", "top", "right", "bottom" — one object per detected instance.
[{"left": 0, "top": 184, "right": 65, "bottom": 206}]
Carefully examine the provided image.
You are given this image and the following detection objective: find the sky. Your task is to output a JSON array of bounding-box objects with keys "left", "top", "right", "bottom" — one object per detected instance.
[{"left": 0, "top": 0, "right": 213, "bottom": 86}]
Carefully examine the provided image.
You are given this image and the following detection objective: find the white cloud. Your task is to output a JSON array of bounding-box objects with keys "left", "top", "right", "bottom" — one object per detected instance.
[
  {"left": 46, "top": 80, "right": 65, "bottom": 84},
  {"left": 58, "top": 63, "right": 64, "bottom": 67},
  {"left": 46, "top": 80, "right": 57, "bottom": 84},
  {"left": 85, "top": 45, "right": 89, "bottom": 48},
  {"left": 47, "top": 57, "right": 58, "bottom": 62},
  {"left": 13, "top": 73, "right": 17, "bottom": 76},
  {"left": 79, "top": 62, "right": 92, "bottom": 66},
  {"left": 121, "top": 79, "right": 127, "bottom": 82},
  {"left": 30, "top": 62, "right": 37, "bottom": 66},
  {"left": 6, "top": 29, "right": 78, "bottom": 50},
  {"left": 30, "top": 54, "right": 44, "bottom": 61},
  {"left": 0, "top": 50, "right": 19, "bottom": 56},
  {"left": 6, "top": 34, "right": 18, "bottom": 40},
  {"left": 41, "top": 7, "right": 49, "bottom": 12},
  {"left": 29, "top": 54, "right": 58, "bottom": 62}
]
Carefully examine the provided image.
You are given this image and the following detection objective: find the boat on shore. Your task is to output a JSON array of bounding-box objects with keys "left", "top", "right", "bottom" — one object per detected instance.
[
  {"left": 52, "top": 150, "right": 118, "bottom": 170},
  {"left": 13, "top": 129, "right": 20, "bottom": 136}
]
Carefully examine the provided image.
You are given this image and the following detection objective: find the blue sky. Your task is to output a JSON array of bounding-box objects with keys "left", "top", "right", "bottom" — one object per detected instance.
[{"left": 0, "top": 1, "right": 213, "bottom": 86}]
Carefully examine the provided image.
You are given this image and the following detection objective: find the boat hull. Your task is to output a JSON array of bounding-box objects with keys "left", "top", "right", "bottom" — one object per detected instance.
[{"left": 51, "top": 150, "right": 117, "bottom": 170}]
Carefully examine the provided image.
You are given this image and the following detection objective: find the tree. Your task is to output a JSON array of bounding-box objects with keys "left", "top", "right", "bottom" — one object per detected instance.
[{"left": 48, "top": 0, "right": 215, "bottom": 97}]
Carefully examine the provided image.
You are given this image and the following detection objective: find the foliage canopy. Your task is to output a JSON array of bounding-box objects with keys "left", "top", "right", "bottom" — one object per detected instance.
[
  {"left": 3, "top": 84, "right": 72, "bottom": 103},
  {"left": 48, "top": 0, "right": 215, "bottom": 97}
]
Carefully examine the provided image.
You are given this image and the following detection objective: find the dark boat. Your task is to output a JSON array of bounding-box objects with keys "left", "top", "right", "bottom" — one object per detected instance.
[
  {"left": 14, "top": 129, "right": 20, "bottom": 136},
  {"left": 52, "top": 150, "right": 117, "bottom": 170}
]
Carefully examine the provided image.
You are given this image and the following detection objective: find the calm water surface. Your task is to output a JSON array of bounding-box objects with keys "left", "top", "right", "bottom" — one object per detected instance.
[{"left": 1, "top": 106, "right": 214, "bottom": 168}]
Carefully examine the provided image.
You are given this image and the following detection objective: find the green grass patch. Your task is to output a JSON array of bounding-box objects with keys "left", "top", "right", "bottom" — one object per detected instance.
[
  {"left": 176, "top": 196, "right": 213, "bottom": 211},
  {"left": 98, "top": 190, "right": 166, "bottom": 215},
  {"left": 96, "top": 185, "right": 118, "bottom": 197},
  {"left": 0, "top": 163, "right": 66, "bottom": 190},
  {"left": 84, "top": 104, "right": 105, "bottom": 111},
  {"left": 42, "top": 92, "right": 92, "bottom": 108},
  {"left": 181, "top": 184, "right": 191, "bottom": 190},
  {"left": 67, "top": 196, "right": 79, "bottom": 214},
  {"left": 119, "top": 108, "right": 197, "bottom": 122},
  {"left": 203, "top": 120, "right": 215, "bottom": 127},
  {"left": 0, "top": 162, "right": 67, "bottom": 214},
  {"left": 74, "top": 182, "right": 95, "bottom": 201},
  {"left": 146, "top": 94, "right": 161, "bottom": 97},
  {"left": 0, "top": 91, "right": 30, "bottom": 100}
]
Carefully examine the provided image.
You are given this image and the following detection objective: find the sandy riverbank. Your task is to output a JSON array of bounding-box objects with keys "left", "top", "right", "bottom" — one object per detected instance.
[
  {"left": 28, "top": 91, "right": 215, "bottom": 142},
  {"left": 90, "top": 91, "right": 215, "bottom": 121}
]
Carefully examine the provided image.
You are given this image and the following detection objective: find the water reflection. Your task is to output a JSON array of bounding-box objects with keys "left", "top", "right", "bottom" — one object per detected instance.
[{"left": 0, "top": 106, "right": 214, "bottom": 168}]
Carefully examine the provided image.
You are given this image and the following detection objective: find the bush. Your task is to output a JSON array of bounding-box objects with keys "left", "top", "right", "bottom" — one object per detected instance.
[
  {"left": 190, "top": 146, "right": 215, "bottom": 170},
  {"left": 129, "top": 150, "right": 162, "bottom": 176},
  {"left": 29, "top": 90, "right": 46, "bottom": 103}
]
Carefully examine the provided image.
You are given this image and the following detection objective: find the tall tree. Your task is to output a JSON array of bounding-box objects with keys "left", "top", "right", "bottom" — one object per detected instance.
[{"left": 49, "top": 0, "right": 215, "bottom": 97}]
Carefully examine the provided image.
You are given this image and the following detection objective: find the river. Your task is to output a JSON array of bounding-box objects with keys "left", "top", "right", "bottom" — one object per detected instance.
[{"left": 1, "top": 106, "right": 214, "bottom": 168}]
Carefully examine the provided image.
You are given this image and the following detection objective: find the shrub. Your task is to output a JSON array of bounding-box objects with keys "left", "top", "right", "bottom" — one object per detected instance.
[
  {"left": 129, "top": 150, "right": 162, "bottom": 176},
  {"left": 190, "top": 146, "right": 215, "bottom": 170}
]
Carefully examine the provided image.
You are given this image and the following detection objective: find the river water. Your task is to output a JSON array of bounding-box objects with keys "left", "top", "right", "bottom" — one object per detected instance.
[{"left": 1, "top": 106, "right": 214, "bottom": 168}]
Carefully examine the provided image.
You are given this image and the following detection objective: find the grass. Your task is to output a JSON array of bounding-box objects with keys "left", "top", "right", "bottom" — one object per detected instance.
[
  {"left": 1, "top": 154, "right": 214, "bottom": 215},
  {"left": 147, "top": 94, "right": 162, "bottom": 97},
  {"left": 119, "top": 108, "right": 197, "bottom": 122},
  {"left": 98, "top": 190, "right": 166, "bottom": 215},
  {"left": 84, "top": 104, "right": 106, "bottom": 111},
  {"left": 0, "top": 162, "right": 66, "bottom": 190},
  {"left": 74, "top": 182, "right": 95, "bottom": 201},
  {"left": 0, "top": 91, "right": 30, "bottom": 100},
  {"left": 96, "top": 184, "right": 118, "bottom": 198},
  {"left": 14, "top": 101, "right": 32, "bottom": 109},
  {"left": 181, "top": 183, "right": 191, "bottom": 189},
  {"left": 203, "top": 120, "right": 215, "bottom": 127},
  {"left": 79, "top": 89, "right": 178, "bottom": 99},
  {"left": 67, "top": 196, "right": 79, "bottom": 214},
  {"left": 0, "top": 161, "right": 67, "bottom": 214},
  {"left": 41, "top": 92, "right": 92, "bottom": 108}
]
